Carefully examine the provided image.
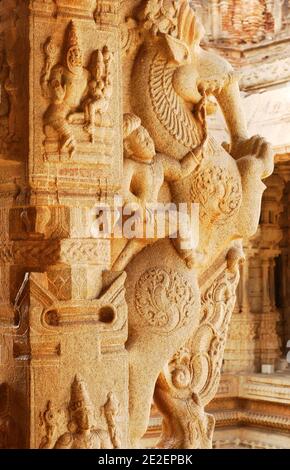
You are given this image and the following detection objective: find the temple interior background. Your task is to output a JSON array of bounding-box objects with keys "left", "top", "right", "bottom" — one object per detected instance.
[{"left": 143, "top": 0, "right": 290, "bottom": 450}]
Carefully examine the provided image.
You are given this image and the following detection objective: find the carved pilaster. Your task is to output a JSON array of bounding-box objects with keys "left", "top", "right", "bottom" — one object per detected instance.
[{"left": 0, "top": 0, "right": 128, "bottom": 449}]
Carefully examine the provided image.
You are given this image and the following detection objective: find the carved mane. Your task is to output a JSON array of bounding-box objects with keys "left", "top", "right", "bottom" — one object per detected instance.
[{"left": 149, "top": 52, "right": 203, "bottom": 149}]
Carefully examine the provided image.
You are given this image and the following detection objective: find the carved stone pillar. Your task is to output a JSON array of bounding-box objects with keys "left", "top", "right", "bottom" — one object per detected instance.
[
  {"left": 258, "top": 174, "right": 285, "bottom": 367},
  {"left": 0, "top": 0, "right": 275, "bottom": 450},
  {"left": 277, "top": 166, "right": 290, "bottom": 355},
  {"left": 0, "top": 0, "right": 128, "bottom": 449},
  {"left": 223, "top": 245, "right": 258, "bottom": 373},
  {"left": 210, "top": 0, "right": 221, "bottom": 40}
]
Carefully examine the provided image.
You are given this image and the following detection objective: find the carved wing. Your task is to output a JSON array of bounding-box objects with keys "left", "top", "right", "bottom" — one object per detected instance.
[{"left": 149, "top": 52, "right": 202, "bottom": 149}]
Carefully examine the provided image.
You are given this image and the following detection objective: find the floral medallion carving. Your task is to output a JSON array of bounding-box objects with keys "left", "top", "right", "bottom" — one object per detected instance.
[
  {"left": 135, "top": 267, "right": 196, "bottom": 334},
  {"left": 191, "top": 166, "right": 242, "bottom": 225}
]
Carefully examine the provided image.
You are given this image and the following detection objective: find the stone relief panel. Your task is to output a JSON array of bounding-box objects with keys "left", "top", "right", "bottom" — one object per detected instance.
[
  {"left": 31, "top": 5, "right": 122, "bottom": 204},
  {"left": 41, "top": 22, "right": 115, "bottom": 159},
  {"left": 10, "top": 271, "right": 128, "bottom": 449},
  {"left": 39, "top": 376, "right": 121, "bottom": 449}
]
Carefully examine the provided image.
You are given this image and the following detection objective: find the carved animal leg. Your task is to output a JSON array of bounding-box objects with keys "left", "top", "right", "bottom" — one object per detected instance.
[
  {"left": 154, "top": 374, "right": 215, "bottom": 449},
  {"left": 112, "top": 239, "right": 148, "bottom": 272},
  {"left": 125, "top": 240, "right": 202, "bottom": 448},
  {"left": 154, "top": 260, "right": 241, "bottom": 449},
  {"left": 128, "top": 349, "right": 160, "bottom": 448},
  {"left": 128, "top": 331, "right": 199, "bottom": 449}
]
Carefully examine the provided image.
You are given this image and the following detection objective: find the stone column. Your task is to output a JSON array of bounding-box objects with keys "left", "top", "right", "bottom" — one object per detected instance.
[
  {"left": 223, "top": 243, "right": 258, "bottom": 373},
  {"left": 277, "top": 164, "right": 290, "bottom": 355},
  {"left": 261, "top": 257, "right": 272, "bottom": 314},
  {"left": 210, "top": 0, "right": 221, "bottom": 40},
  {"left": 0, "top": 0, "right": 128, "bottom": 449},
  {"left": 258, "top": 174, "right": 285, "bottom": 368}
]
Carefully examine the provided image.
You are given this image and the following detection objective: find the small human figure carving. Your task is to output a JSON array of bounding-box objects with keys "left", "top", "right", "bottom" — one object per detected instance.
[
  {"left": 112, "top": 113, "right": 207, "bottom": 272},
  {"left": 83, "top": 46, "right": 114, "bottom": 142},
  {"left": 103, "top": 392, "right": 121, "bottom": 449},
  {"left": 39, "top": 401, "right": 58, "bottom": 449},
  {"left": 53, "top": 376, "right": 112, "bottom": 449}
]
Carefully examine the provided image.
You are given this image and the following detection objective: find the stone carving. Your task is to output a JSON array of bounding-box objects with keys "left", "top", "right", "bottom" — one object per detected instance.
[
  {"left": 135, "top": 267, "right": 196, "bottom": 334},
  {"left": 121, "top": 18, "right": 144, "bottom": 58},
  {"left": 112, "top": 113, "right": 206, "bottom": 272},
  {"left": 154, "top": 246, "right": 242, "bottom": 448},
  {"left": 41, "top": 21, "right": 114, "bottom": 158},
  {"left": 39, "top": 401, "right": 59, "bottom": 449},
  {"left": 0, "top": 0, "right": 281, "bottom": 452},
  {"left": 83, "top": 47, "right": 114, "bottom": 143},
  {"left": 120, "top": 0, "right": 274, "bottom": 448},
  {"left": 190, "top": 166, "right": 242, "bottom": 225},
  {"left": 94, "top": 0, "right": 119, "bottom": 24},
  {"left": 103, "top": 392, "right": 122, "bottom": 449},
  {"left": 41, "top": 21, "right": 89, "bottom": 158},
  {"left": 39, "top": 376, "right": 120, "bottom": 449}
]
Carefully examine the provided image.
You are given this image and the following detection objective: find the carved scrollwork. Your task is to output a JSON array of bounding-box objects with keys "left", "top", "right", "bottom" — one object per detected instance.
[
  {"left": 191, "top": 165, "right": 242, "bottom": 225},
  {"left": 135, "top": 267, "right": 196, "bottom": 334},
  {"left": 153, "top": 253, "right": 241, "bottom": 449},
  {"left": 167, "top": 266, "right": 240, "bottom": 403}
]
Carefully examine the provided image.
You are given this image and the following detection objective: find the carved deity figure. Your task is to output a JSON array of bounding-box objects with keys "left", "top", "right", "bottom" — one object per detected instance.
[
  {"left": 119, "top": 0, "right": 275, "bottom": 448},
  {"left": 112, "top": 113, "right": 206, "bottom": 272},
  {"left": 83, "top": 46, "right": 114, "bottom": 142},
  {"left": 41, "top": 21, "right": 89, "bottom": 157},
  {"left": 54, "top": 376, "right": 111, "bottom": 449}
]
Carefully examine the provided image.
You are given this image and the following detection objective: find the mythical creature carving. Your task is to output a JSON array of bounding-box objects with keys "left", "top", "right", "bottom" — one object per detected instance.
[{"left": 119, "top": 0, "right": 274, "bottom": 449}]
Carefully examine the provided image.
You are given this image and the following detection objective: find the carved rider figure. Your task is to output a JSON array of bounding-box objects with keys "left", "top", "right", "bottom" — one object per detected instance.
[{"left": 112, "top": 112, "right": 206, "bottom": 272}]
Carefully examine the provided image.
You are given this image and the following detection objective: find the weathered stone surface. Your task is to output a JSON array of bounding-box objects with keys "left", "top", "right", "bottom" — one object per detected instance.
[{"left": 1, "top": 0, "right": 285, "bottom": 451}]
